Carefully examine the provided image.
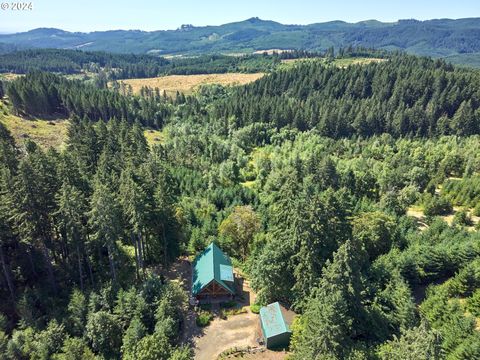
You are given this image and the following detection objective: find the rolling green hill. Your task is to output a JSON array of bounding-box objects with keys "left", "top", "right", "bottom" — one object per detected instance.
[{"left": 1, "top": 17, "right": 480, "bottom": 66}]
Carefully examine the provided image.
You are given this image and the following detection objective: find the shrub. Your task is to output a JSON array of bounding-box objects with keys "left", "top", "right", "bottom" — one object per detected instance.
[
  {"left": 85, "top": 311, "right": 122, "bottom": 358},
  {"left": 53, "top": 337, "right": 97, "bottom": 360},
  {"left": 170, "top": 345, "right": 194, "bottom": 360},
  {"left": 473, "top": 202, "right": 480, "bottom": 217},
  {"left": 467, "top": 289, "right": 480, "bottom": 317},
  {"left": 0, "top": 331, "right": 7, "bottom": 358},
  {"left": 424, "top": 196, "right": 453, "bottom": 216},
  {"left": 134, "top": 332, "right": 173, "bottom": 360},
  {"left": 452, "top": 210, "right": 473, "bottom": 227},
  {"left": 196, "top": 310, "right": 213, "bottom": 327},
  {"left": 250, "top": 303, "right": 261, "bottom": 314},
  {"left": 221, "top": 307, "right": 247, "bottom": 318},
  {"left": 352, "top": 211, "right": 396, "bottom": 260}
]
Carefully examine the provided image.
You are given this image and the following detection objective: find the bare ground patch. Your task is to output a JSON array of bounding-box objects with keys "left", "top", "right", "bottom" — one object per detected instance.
[
  {"left": 242, "top": 351, "right": 289, "bottom": 360},
  {"left": 195, "top": 312, "right": 259, "bottom": 360},
  {"left": 407, "top": 205, "right": 479, "bottom": 231}
]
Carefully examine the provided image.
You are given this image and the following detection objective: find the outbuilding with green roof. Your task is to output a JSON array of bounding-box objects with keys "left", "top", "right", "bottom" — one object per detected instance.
[
  {"left": 191, "top": 242, "right": 235, "bottom": 301},
  {"left": 259, "top": 302, "right": 294, "bottom": 349}
]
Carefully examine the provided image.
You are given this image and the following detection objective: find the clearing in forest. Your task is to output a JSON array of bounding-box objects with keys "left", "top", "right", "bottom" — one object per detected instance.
[
  {"left": 144, "top": 128, "right": 165, "bottom": 147},
  {"left": 0, "top": 107, "right": 164, "bottom": 150},
  {"left": 407, "top": 204, "right": 480, "bottom": 232},
  {"left": 0, "top": 112, "right": 69, "bottom": 149},
  {"left": 161, "top": 257, "right": 288, "bottom": 360},
  {"left": 0, "top": 73, "right": 22, "bottom": 81},
  {"left": 332, "top": 57, "right": 386, "bottom": 67},
  {"left": 280, "top": 57, "right": 385, "bottom": 69},
  {"left": 117, "top": 73, "right": 264, "bottom": 96}
]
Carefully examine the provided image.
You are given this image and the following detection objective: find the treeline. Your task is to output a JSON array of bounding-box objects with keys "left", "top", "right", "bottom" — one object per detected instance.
[
  {"left": 337, "top": 45, "right": 389, "bottom": 58},
  {"left": 214, "top": 54, "right": 480, "bottom": 137},
  {"left": 0, "top": 47, "right": 389, "bottom": 80},
  {"left": 0, "top": 49, "right": 284, "bottom": 78},
  {"left": 0, "top": 118, "right": 190, "bottom": 359},
  {"left": 0, "top": 49, "right": 169, "bottom": 76},
  {"left": 0, "top": 43, "right": 20, "bottom": 55},
  {"left": 275, "top": 47, "right": 388, "bottom": 59},
  {"left": 119, "top": 53, "right": 281, "bottom": 78},
  {"left": 5, "top": 72, "right": 174, "bottom": 127}
]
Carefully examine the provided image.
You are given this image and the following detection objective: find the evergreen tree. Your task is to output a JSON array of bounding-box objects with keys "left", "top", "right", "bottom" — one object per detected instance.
[
  {"left": 291, "top": 241, "right": 368, "bottom": 359},
  {"left": 377, "top": 322, "right": 442, "bottom": 360},
  {"left": 88, "top": 180, "right": 122, "bottom": 283}
]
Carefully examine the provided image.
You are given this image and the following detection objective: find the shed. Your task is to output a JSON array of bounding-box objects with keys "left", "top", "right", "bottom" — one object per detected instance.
[
  {"left": 192, "top": 242, "right": 235, "bottom": 301},
  {"left": 259, "top": 302, "right": 293, "bottom": 349}
]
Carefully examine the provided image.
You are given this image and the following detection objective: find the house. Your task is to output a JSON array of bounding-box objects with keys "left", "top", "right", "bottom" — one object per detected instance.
[
  {"left": 191, "top": 242, "right": 235, "bottom": 301},
  {"left": 259, "top": 302, "right": 294, "bottom": 349}
]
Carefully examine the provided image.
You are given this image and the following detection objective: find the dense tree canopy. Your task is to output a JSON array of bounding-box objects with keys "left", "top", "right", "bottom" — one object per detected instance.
[
  {"left": 6, "top": 72, "right": 173, "bottom": 127},
  {"left": 214, "top": 55, "right": 480, "bottom": 137},
  {"left": 0, "top": 117, "right": 188, "bottom": 359},
  {"left": 1, "top": 50, "right": 480, "bottom": 359},
  {"left": 0, "top": 49, "right": 282, "bottom": 78}
]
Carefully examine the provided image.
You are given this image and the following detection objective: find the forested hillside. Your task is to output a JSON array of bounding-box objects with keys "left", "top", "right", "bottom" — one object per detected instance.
[
  {"left": 216, "top": 55, "right": 480, "bottom": 137},
  {"left": 1, "top": 52, "right": 480, "bottom": 359},
  {"left": 0, "top": 118, "right": 191, "bottom": 359},
  {"left": 4, "top": 71, "right": 173, "bottom": 127},
  {"left": 0, "top": 17, "right": 480, "bottom": 67},
  {"left": 5, "top": 55, "right": 480, "bottom": 136}
]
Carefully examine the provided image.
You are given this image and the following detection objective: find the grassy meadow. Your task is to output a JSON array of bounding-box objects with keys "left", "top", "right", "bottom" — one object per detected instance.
[{"left": 116, "top": 73, "right": 264, "bottom": 96}]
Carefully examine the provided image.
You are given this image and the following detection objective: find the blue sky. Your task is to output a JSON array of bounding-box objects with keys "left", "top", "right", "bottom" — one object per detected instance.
[{"left": 0, "top": 0, "right": 479, "bottom": 33}]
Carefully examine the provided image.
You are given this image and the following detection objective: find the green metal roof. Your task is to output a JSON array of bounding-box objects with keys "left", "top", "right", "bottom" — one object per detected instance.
[
  {"left": 192, "top": 242, "right": 235, "bottom": 295},
  {"left": 260, "top": 302, "right": 290, "bottom": 339}
]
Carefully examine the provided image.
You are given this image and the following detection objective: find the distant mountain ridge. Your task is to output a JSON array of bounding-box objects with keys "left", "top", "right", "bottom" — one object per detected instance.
[{"left": 1, "top": 17, "right": 480, "bottom": 66}]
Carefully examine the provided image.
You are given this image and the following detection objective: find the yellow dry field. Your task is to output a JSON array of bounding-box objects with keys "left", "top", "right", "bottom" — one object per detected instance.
[
  {"left": 0, "top": 100, "right": 167, "bottom": 150},
  {"left": 0, "top": 112, "right": 69, "bottom": 149},
  {"left": 1, "top": 115, "right": 166, "bottom": 151},
  {"left": 0, "top": 73, "right": 22, "bottom": 81},
  {"left": 118, "top": 73, "right": 264, "bottom": 96}
]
